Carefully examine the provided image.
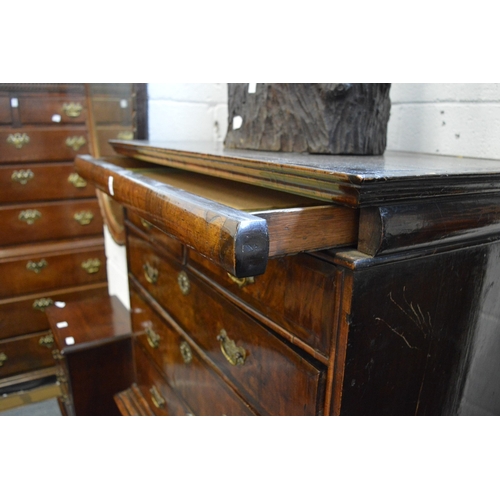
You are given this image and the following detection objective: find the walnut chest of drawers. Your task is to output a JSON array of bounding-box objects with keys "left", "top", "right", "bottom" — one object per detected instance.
[{"left": 77, "top": 141, "right": 500, "bottom": 415}]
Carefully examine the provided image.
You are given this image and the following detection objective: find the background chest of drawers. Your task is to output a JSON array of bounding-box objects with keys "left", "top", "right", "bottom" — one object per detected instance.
[
  {"left": 0, "top": 84, "right": 145, "bottom": 392},
  {"left": 77, "top": 141, "right": 500, "bottom": 415}
]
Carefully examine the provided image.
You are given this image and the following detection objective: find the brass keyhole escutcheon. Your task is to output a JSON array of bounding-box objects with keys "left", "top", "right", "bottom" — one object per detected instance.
[
  {"left": 217, "top": 330, "right": 246, "bottom": 366},
  {"left": 178, "top": 271, "right": 190, "bottom": 295},
  {"left": 179, "top": 341, "right": 193, "bottom": 364}
]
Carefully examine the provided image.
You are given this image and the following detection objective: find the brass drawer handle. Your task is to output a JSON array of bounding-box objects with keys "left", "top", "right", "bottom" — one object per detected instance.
[
  {"left": 65, "top": 136, "right": 86, "bottom": 151},
  {"left": 143, "top": 262, "right": 158, "bottom": 284},
  {"left": 39, "top": 333, "right": 55, "bottom": 349},
  {"left": 0, "top": 352, "right": 7, "bottom": 367},
  {"left": 52, "top": 349, "right": 64, "bottom": 361},
  {"left": 7, "top": 133, "right": 30, "bottom": 149},
  {"left": 141, "top": 218, "right": 153, "bottom": 229},
  {"left": 178, "top": 271, "right": 190, "bottom": 295},
  {"left": 68, "top": 173, "right": 87, "bottom": 188},
  {"left": 74, "top": 211, "right": 94, "bottom": 225},
  {"left": 56, "top": 374, "right": 67, "bottom": 384},
  {"left": 149, "top": 385, "right": 166, "bottom": 409},
  {"left": 117, "top": 131, "right": 134, "bottom": 140},
  {"left": 227, "top": 273, "right": 255, "bottom": 289},
  {"left": 217, "top": 329, "right": 246, "bottom": 366},
  {"left": 81, "top": 258, "right": 101, "bottom": 274},
  {"left": 11, "top": 169, "right": 34, "bottom": 185},
  {"left": 26, "top": 259, "right": 48, "bottom": 274},
  {"left": 62, "top": 102, "right": 83, "bottom": 118},
  {"left": 19, "top": 209, "right": 41, "bottom": 225},
  {"left": 33, "top": 297, "right": 54, "bottom": 312},
  {"left": 146, "top": 327, "right": 160, "bottom": 349},
  {"left": 179, "top": 341, "right": 193, "bottom": 364}
]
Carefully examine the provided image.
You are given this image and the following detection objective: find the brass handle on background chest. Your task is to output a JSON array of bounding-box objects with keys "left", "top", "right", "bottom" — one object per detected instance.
[
  {"left": 65, "top": 136, "right": 86, "bottom": 151},
  {"left": 33, "top": 297, "right": 54, "bottom": 312},
  {"left": 217, "top": 330, "right": 246, "bottom": 366},
  {"left": 0, "top": 353, "right": 7, "bottom": 367},
  {"left": 11, "top": 169, "right": 34, "bottom": 185},
  {"left": 146, "top": 327, "right": 160, "bottom": 349},
  {"left": 117, "top": 131, "right": 134, "bottom": 140},
  {"left": 7, "top": 133, "right": 30, "bottom": 149},
  {"left": 227, "top": 273, "right": 255, "bottom": 289},
  {"left": 143, "top": 262, "right": 158, "bottom": 284},
  {"left": 52, "top": 349, "right": 64, "bottom": 361},
  {"left": 177, "top": 271, "right": 190, "bottom": 295},
  {"left": 179, "top": 341, "right": 193, "bottom": 364},
  {"left": 73, "top": 211, "right": 94, "bottom": 225},
  {"left": 26, "top": 259, "right": 48, "bottom": 274},
  {"left": 19, "top": 209, "right": 41, "bottom": 225},
  {"left": 81, "top": 258, "right": 101, "bottom": 274},
  {"left": 149, "top": 385, "right": 166, "bottom": 409},
  {"left": 62, "top": 102, "right": 83, "bottom": 118},
  {"left": 141, "top": 218, "right": 153, "bottom": 229},
  {"left": 39, "top": 333, "right": 55, "bottom": 349},
  {"left": 68, "top": 173, "right": 87, "bottom": 188}
]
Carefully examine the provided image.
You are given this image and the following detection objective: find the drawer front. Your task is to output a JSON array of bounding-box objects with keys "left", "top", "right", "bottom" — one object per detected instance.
[
  {"left": 0, "top": 163, "right": 96, "bottom": 203},
  {"left": 0, "top": 245, "right": 107, "bottom": 299},
  {"left": 0, "top": 199, "right": 103, "bottom": 246},
  {"left": 0, "top": 97, "right": 11, "bottom": 124},
  {"left": 17, "top": 96, "right": 87, "bottom": 125},
  {"left": 134, "top": 341, "right": 191, "bottom": 416},
  {"left": 126, "top": 210, "right": 184, "bottom": 262},
  {"left": 0, "top": 283, "right": 108, "bottom": 340},
  {"left": 131, "top": 289, "right": 256, "bottom": 416},
  {"left": 96, "top": 127, "right": 134, "bottom": 156},
  {"left": 189, "top": 250, "right": 337, "bottom": 357},
  {"left": 0, "top": 128, "right": 89, "bottom": 163},
  {"left": 0, "top": 331, "right": 56, "bottom": 378},
  {"left": 128, "top": 234, "right": 325, "bottom": 416},
  {"left": 91, "top": 98, "right": 133, "bottom": 125}
]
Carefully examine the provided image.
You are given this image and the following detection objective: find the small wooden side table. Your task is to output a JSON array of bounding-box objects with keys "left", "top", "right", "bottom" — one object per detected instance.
[{"left": 45, "top": 295, "right": 132, "bottom": 416}]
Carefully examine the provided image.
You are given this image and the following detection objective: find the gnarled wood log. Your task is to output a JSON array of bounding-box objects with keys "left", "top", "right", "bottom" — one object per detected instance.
[{"left": 224, "top": 83, "right": 391, "bottom": 155}]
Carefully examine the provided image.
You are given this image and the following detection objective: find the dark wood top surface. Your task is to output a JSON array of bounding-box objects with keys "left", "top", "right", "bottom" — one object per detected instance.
[
  {"left": 110, "top": 140, "right": 500, "bottom": 207},
  {"left": 46, "top": 295, "right": 131, "bottom": 353}
]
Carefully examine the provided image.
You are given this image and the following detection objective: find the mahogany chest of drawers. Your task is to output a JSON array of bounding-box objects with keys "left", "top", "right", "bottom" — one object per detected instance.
[
  {"left": 77, "top": 141, "right": 500, "bottom": 415},
  {"left": 0, "top": 84, "right": 146, "bottom": 393}
]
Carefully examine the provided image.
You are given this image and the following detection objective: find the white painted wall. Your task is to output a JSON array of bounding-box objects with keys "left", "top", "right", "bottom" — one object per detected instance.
[{"left": 106, "top": 83, "right": 500, "bottom": 308}]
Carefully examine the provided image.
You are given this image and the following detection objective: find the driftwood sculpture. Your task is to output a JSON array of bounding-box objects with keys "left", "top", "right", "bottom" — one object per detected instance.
[{"left": 224, "top": 83, "right": 391, "bottom": 155}]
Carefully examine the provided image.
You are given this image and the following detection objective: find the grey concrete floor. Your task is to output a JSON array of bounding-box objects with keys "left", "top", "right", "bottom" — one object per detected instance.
[{"left": 0, "top": 398, "right": 61, "bottom": 416}]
